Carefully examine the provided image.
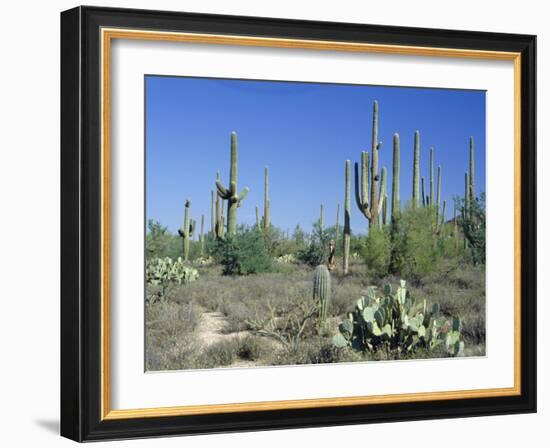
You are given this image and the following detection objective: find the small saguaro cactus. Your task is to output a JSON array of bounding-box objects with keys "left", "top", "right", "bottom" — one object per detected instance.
[
  {"left": 440, "top": 200, "right": 447, "bottom": 227},
  {"left": 343, "top": 160, "right": 351, "bottom": 275},
  {"left": 391, "top": 133, "right": 400, "bottom": 222},
  {"left": 412, "top": 131, "right": 420, "bottom": 208},
  {"left": 354, "top": 101, "right": 384, "bottom": 229},
  {"left": 178, "top": 200, "right": 192, "bottom": 262},
  {"left": 319, "top": 204, "right": 324, "bottom": 230},
  {"left": 216, "top": 132, "right": 249, "bottom": 236},
  {"left": 313, "top": 265, "right": 331, "bottom": 322},
  {"left": 263, "top": 166, "right": 270, "bottom": 235}
]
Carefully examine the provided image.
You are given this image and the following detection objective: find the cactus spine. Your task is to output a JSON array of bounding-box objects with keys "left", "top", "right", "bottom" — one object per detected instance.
[
  {"left": 343, "top": 160, "right": 351, "bottom": 275},
  {"left": 313, "top": 265, "right": 331, "bottom": 322},
  {"left": 200, "top": 214, "right": 205, "bottom": 255},
  {"left": 216, "top": 132, "right": 249, "bottom": 236},
  {"left": 412, "top": 131, "right": 420, "bottom": 208},
  {"left": 263, "top": 166, "right": 270, "bottom": 235},
  {"left": 391, "top": 133, "right": 400, "bottom": 222}
]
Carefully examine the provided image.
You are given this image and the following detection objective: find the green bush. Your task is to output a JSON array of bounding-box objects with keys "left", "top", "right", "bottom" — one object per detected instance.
[
  {"left": 361, "top": 227, "right": 391, "bottom": 278},
  {"left": 389, "top": 207, "right": 438, "bottom": 280},
  {"left": 211, "top": 227, "right": 272, "bottom": 275}
]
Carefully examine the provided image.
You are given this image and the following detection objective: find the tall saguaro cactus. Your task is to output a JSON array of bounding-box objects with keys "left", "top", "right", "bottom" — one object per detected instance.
[
  {"left": 429, "top": 147, "right": 435, "bottom": 209},
  {"left": 343, "top": 160, "right": 351, "bottom": 275},
  {"left": 319, "top": 204, "right": 324, "bottom": 230},
  {"left": 469, "top": 136, "right": 475, "bottom": 204},
  {"left": 354, "top": 100, "right": 388, "bottom": 229},
  {"left": 255, "top": 206, "right": 261, "bottom": 231},
  {"left": 464, "top": 172, "right": 470, "bottom": 219},
  {"left": 263, "top": 166, "right": 270, "bottom": 235},
  {"left": 421, "top": 176, "right": 426, "bottom": 207},
  {"left": 436, "top": 165, "right": 442, "bottom": 224},
  {"left": 412, "top": 131, "right": 420, "bottom": 208},
  {"left": 200, "top": 214, "right": 205, "bottom": 256},
  {"left": 178, "top": 200, "right": 192, "bottom": 262},
  {"left": 216, "top": 132, "right": 249, "bottom": 236},
  {"left": 391, "top": 133, "right": 400, "bottom": 222}
]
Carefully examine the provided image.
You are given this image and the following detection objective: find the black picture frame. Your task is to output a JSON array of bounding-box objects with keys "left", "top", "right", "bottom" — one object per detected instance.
[{"left": 61, "top": 5, "right": 536, "bottom": 442}]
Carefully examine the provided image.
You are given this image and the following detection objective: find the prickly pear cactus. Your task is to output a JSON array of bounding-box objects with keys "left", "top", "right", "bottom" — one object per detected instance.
[
  {"left": 146, "top": 257, "right": 199, "bottom": 287},
  {"left": 332, "top": 280, "right": 464, "bottom": 357},
  {"left": 313, "top": 265, "right": 331, "bottom": 321}
]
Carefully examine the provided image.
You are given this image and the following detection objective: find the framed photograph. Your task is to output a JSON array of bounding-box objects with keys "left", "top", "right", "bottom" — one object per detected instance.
[{"left": 60, "top": 6, "right": 536, "bottom": 442}]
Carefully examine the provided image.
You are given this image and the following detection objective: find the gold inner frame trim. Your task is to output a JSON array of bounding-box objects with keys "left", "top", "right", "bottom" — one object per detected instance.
[{"left": 100, "top": 27, "right": 522, "bottom": 421}]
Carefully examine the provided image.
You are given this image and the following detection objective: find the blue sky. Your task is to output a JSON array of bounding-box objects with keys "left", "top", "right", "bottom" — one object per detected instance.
[{"left": 145, "top": 76, "right": 485, "bottom": 235}]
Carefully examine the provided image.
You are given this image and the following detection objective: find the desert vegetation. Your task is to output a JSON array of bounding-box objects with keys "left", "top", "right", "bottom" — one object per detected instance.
[{"left": 145, "top": 100, "right": 486, "bottom": 371}]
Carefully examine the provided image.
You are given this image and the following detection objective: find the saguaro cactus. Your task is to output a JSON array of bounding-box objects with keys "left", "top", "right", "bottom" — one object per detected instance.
[
  {"left": 377, "top": 167, "right": 387, "bottom": 229},
  {"left": 464, "top": 172, "right": 470, "bottom": 219},
  {"left": 255, "top": 206, "right": 261, "bottom": 231},
  {"left": 429, "top": 147, "right": 435, "bottom": 209},
  {"left": 319, "top": 204, "right": 324, "bottom": 230},
  {"left": 440, "top": 200, "right": 447, "bottom": 227},
  {"left": 354, "top": 101, "right": 384, "bottom": 228},
  {"left": 421, "top": 176, "right": 426, "bottom": 207},
  {"left": 200, "top": 214, "right": 205, "bottom": 256},
  {"left": 178, "top": 200, "right": 192, "bottom": 261},
  {"left": 343, "top": 160, "right": 351, "bottom": 275},
  {"left": 313, "top": 265, "right": 331, "bottom": 322},
  {"left": 263, "top": 166, "right": 270, "bottom": 235},
  {"left": 210, "top": 190, "right": 215, "bottom": 235},
  {"left": 469, "top": 136, "right": 475, "bottom": 204},
  {"left": 412, "top": 131, "right": 420, "bottom": 208},
  {"left": 436, "top": 165, "right": 442, "bottom": 224},
  {"left": 391, "top": 133, "right": 400, "bottom": 222},
  {"left": 216, "top": 132, "right": 249, "bottom": 236},
  {"left": 335, "top": 203, "right": 340, "bottom": 242}
]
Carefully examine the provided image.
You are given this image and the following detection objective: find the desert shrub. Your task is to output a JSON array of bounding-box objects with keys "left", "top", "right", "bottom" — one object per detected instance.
[
  {"left": 361, "top": 227, "right": 391, "bottom": 278},
  {"left": 198, "top": 339, "right": 238, "bottom": 367},
  {"left": 211, "top": 228, "right": 272, "bottom": 275},
  {"left": 145, "top": 220, "right": 181, "bottom": 259},
  {"left": 296, "top": 222, "right": 330, "bottom": 267},
  {"left": 235, "top": 335, "right": 271, "bottom": 361},
  {"left": 460, "top": 193, "right": 486, "bottom": 265},
  {"left": 388, "top": 207, "right": 438, "bottom": 280}
]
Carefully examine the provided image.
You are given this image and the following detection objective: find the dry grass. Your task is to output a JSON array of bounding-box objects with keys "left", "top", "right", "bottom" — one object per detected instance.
[{"left": 145, "top": 258, "right": 485, "bottom": 371}]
